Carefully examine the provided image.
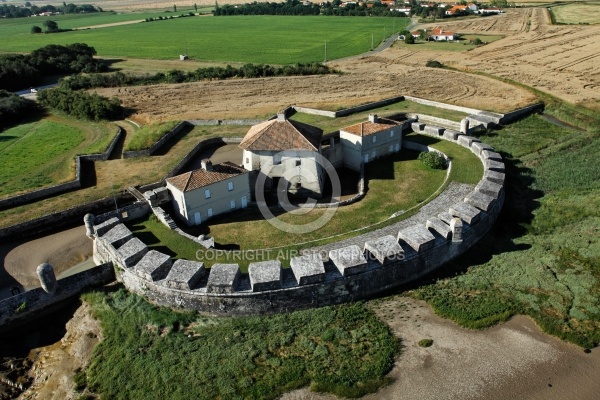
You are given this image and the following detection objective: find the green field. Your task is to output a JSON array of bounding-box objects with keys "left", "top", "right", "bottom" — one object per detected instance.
[
  {"left": 79, "top": 288, "right": 398, "bottom": 399},
  {"left": 550, "top": 3, "right": 600, "bottom": 25},
  {"left": 0, "top": 115, "right": 115, "bottom": 198},
  {"left": 0, "top": 15, "right": 408, "bottom": 63}
]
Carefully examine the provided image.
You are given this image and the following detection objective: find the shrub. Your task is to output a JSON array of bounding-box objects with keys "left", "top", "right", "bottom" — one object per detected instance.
[
  {"left": 31, "top": 25, "right": 42, "bottom": 34},
  {"left": 73, "top": 368, "right": 87, "bottom": 391},
  {"left": 418, "top": 151, "right": 447, "bottom": 169},
  {"left": 426, "top": 60, "right": 444, "bottom": 68},
  {"left": 404, "top": 35, "right": 415, "bottom": 44},
  {"left": 418, "top": 338, "right": 433, "bottom": 347},
  {"left": 37, "top": 87, "right": 122, "bottom": 121}
]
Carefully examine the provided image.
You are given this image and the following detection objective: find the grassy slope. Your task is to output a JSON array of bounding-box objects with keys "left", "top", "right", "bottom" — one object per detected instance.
[
  {"left": 0, "top": 16, "right": 408, "bottom": 63},
  {"left": 124, "top": 120, "right": 178, "bottom": 151},
  {"left": 0, "top": 114, "right": 114, "bottom": 198},
  {"left": 551, "top": 3, "right": 600, "bottom": 25},
  {"left": 412, "top": 113, "right": 600, "bottom": 348},
  {"left": 81, "top": 288, "right": 399, "bottom": 399}
]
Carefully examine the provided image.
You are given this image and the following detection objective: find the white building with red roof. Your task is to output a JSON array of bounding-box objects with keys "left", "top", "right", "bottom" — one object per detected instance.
[
  {"left": 339, "top": 114, "right": 402, "bottom": 171},
  {"left": 240, "top": 113, "right": 326, "bottom": 197},
  {"left": 430, "top": 28, "right": 455, "bottom": 41},
  {"left": 166, "top": 160, "right": 251, "bottom": 226}
]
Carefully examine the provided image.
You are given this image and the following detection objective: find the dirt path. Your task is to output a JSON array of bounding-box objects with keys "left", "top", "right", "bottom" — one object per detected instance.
[
  {"left": 0, "top": 226, "right": 93, "bottom": 292},
  {"left": 283, "top": 297, "right": 600, "bottom": 400}
]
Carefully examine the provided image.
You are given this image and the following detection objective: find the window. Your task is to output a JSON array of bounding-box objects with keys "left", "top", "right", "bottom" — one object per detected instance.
[
  {"left": 207, "top": 208, "right": 213, "bottom": 217},
  {"left": 295, "top": 159, "right": 301, "bottom": 167},
  {"left": 245, "top": 158, "right": 249, "bottom": 164},
  {"left": 204, "top": 189, "right": 211, "bottom": 199},
  {"left": 274, "top": 153, "right": 282, "bottom": 165},
  {"left": 389, "top": 144, "right": 394, "bottom": 152},
  {"left": 390, "top": 130, "right": 394, "bottom": 138},
  {"left": 230, "top": 199, "right": 236, "bottom": 209},
  {"left": 372, "top": 136, "right": 377, "bottom": 143},
  {"left": 227, "top": 181, "right": 234, "bottom": 191}
]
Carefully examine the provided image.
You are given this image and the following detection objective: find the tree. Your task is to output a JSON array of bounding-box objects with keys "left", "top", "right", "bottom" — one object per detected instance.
[
  {"left": 43, "top": 20, "right": 58, "bottom": 32},
  {"left": 194, "top": 3, "right": 197, "bottom": 12},
  {"left": 404, "top": 35, "right": 415, "bottom": 44},
  {"left": 31, "top": 25, "right": 42, "bottom": 34},
  {"left": 173, "top": 4, "right": 177, "bottom": 12}
]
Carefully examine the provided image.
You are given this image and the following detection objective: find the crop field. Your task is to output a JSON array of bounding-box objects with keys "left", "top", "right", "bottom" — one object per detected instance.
[
  {"left": 0, "top": 115, "right": 115, "bottom": 199},
  {"left": 550, "top": 2, "right": 600, "bottom": 25},
  {"left": 0, "top": 15, "right": 408, "bottom": 63}
]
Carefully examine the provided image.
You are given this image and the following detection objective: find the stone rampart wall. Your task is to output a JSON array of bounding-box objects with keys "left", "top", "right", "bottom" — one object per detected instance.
[
  {"left": 123, "top": 121, "right": 190, "bottom": 159},
  {"left": 406, "top": 113, "right": 460, "bottom": 130},
  {"left": 499, "top": 102, "right": 544, "bottom": 124},
  {"left": 0, "top": 263, "right": 114, "bottom": 332},
  {"left": 92, "top": 118, "right": 506, "bottom": 315},
  {"left": 293, "top": 96, "right": 405, "bottom": 118}
]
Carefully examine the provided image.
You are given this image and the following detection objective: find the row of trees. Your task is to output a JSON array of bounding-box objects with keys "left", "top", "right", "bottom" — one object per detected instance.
[
  {"left": 0, "top": 90, "right": 39, "bottom": 128},
  {"left": 37, "top": 87, "right": 123, "bottom": 121},
  {"left": 0, "top": 2, "right": 101, "bottom": 18},
  {"left": 214, "top": 0, "right": 406, "bottom": 17},
  {"left": 59, "top": 63, "right": 333, "bottom": 90},
  {"left": 0, "top": 43, "right": 107, "bottom": 91}
]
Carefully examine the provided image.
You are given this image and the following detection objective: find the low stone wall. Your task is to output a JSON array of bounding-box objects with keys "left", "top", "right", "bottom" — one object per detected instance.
[
  {"left": 0, "top": 127, "right": 123, "bottom": 210},
  {"left": 94, "top": 201, "right": 151, "bottom": 225},
  {"left": 294, "top": 96, "right": 405, "bottom": 118},
  {"left": 0, "top": 191, "right": 136, "bottom": 240},
  {"left": 499, "top": 102, "right": 544, "bottom": 124},
  {"left": 187, "top": 119, "right": 263, "bottom": 126},
  {"left": 123, "top": 121, "right": 191, "bottom": 159},
  {"left": 406, "top": 113, "right": 460, "bottom": 130},
  {"left": 0, "top": 263, "right": 114, "bottom": 332},
  {"left": 91, "top": 120, "right": 506, "bottom": 315},
  {"left": 403, "top": 95, "right": 487, "bottom": 116}
]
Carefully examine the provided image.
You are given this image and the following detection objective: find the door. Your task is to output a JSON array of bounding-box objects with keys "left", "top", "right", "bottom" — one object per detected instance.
[
  {"left": 194, "top": 212, "right": 201, "bottom": 225},
  {"left": 241, "top": 196, "right": 247, "bottom": 208}
]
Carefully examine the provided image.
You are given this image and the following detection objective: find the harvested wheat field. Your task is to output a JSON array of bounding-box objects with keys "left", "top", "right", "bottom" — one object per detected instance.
[
  {"left": 402, "top": 8, "right": 600, "bottom": 108},
  {"left": 95, "top": 67, "right": 534, "bottom": 124}
]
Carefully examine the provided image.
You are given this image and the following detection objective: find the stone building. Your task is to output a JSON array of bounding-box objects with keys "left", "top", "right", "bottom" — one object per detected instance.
[
  {"left": 165, "top": 160, "right": 251, "bottom": 226},
  {"left": 339, "top": 114, "right": 402, "bottom": 171},
  {"left": 240, "top": 113, "right": 325, "bottom": 197}
]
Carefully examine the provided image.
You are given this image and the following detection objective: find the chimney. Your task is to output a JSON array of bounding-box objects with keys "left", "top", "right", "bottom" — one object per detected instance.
[
  {"left": 277, "top": 111, "right": 287, "bottom": 122},
  {"left": 368, "top": 114, "right": 378, "bottom": 123},
  {"left": 201, "top": 159, "right": 213, "bottom": 171}
]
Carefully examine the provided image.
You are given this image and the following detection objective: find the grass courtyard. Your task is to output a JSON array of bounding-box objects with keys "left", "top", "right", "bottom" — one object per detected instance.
[{"left": 0, "top": 114, "right": 115, "bottom": 199}]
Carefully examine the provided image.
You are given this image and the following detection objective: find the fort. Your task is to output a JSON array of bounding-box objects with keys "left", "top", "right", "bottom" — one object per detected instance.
[
  {"left": 87, "top": 100, "right": 510, "bottom": 316},
  {"left": 0, "top": 95, "right": 538, "bottom": 323}
]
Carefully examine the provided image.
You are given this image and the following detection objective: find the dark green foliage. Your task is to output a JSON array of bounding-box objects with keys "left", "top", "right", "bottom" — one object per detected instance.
[
  {"left": 60, "top": 63, "right": 334, "bottom": 90},
  {"left": 418, "top": 339, "right": 433, "bottom": 347},
  {"left": 43, "top": 20, "right": 59, "bottom": 32},
  {"left": 426, "top": 60, "right": 444, "bottom": 68},
  {"left": 82, "top": 288, "right": 399, "bottom": 399},
  {"left": 0, "top": 3, "right": 100, "bottom": 18},
  {"left": 37, "top": 87, "right": 122, "bottom": 121},
  {"left": 213, "top": 0, "right": 405, "bottom": 17},
  {"left": 404, "top": 35, "right": 415, "bottom": 44},
  {"left": 0, "top": 90, "right": 39, "bottom": 128},
  {"left": 0, "top": 43, "right": 106, "bottom": 91},
  {"left": 31, "top": 25, "right": 42, "bottom": 34},
  {"left": 418, "top": 151, "right": 447, "bottom": 169}
]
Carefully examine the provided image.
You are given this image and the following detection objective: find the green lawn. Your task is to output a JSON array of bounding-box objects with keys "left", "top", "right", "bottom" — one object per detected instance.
[
  {"left": 0, "top": 16, "right": 408, "bottom": 63},
  {"left": 124, "top": 121, "right": 178, "bottom": 151},
  {"left": 0, "top": 115, "right": 115, "bottom": 198},
  {"left": 80, "top": 288, "right": 398, "bottom": 399},
  {"left": 550, "top": 3, "right": 600, "bottom": 25}
]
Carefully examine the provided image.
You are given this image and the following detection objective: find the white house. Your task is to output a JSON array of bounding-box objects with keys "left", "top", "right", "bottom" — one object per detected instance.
[
  {"left": 430, "top": 28, "right": 455, "bottom": 41},
  {"left": 165, "top": 160, "right": 251, "bottom": 226},
  {"left": 240, "top": 113, "right": 326, "bottom": 197},
  {"left": 339, "top": 114, "right": 402, "bottom": 171}
]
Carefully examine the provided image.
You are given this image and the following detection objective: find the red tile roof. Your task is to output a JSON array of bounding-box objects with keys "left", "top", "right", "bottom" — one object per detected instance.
[
  {"left": 166, "top": 161, "right": 247, "bottom": 192},
  {"left": 431, "top": 28, "right": 455, "bottom": 36},
  {"left": 239, "top": 118, "right": 323, "bottom": 151},
  {"left": 341, "top": 117, "right": 400, "bottom": 137}
]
